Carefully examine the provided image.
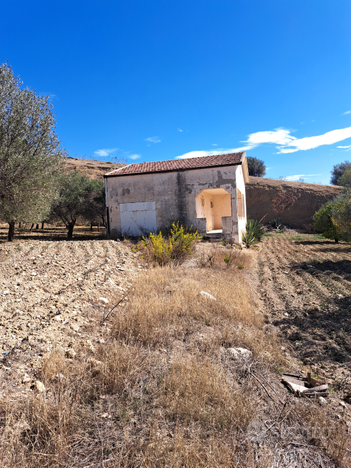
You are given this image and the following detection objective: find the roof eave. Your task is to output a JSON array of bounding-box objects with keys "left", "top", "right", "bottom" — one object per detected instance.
[{"left": 104, "top": 161, "right": 244, "bottom": 178}]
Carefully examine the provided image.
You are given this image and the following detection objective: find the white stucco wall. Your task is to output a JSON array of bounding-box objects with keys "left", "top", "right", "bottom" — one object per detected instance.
[
  {"left": 235, "top": 164, "right": 247, "bottom": 243},
  {"left": 105, "top": 164, "right": 246, "bottom": 242}
]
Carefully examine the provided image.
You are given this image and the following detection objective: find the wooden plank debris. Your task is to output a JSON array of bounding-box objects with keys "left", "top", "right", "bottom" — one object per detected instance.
[{"left": 282, "top": 373, "right": 329, "bottom": 397}]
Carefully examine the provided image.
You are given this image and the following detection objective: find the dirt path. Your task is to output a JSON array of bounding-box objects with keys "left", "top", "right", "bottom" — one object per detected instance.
[
  {"left": 0, "top": 238, "right": 140, "bottom": 399},
  {"left": 258, "top": 231, "right": 351, "bottom": 397}
]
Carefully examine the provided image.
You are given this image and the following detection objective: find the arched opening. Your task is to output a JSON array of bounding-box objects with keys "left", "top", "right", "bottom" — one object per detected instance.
[{"left": 195, "top": 188, "right": 231, "bottom": 233}]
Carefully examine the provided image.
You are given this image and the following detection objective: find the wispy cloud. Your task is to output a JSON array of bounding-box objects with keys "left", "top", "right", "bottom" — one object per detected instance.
[
  {"left": 176, "top": 125, "right": 351, "bottom": 160},
  {"left": 176, "top": 148, "right": 251, "bottom": 159},
  {"left": 212, "top": 144, "right": 218, "bottom": 146},
  {"left": 94, "top": 148, "right": 119, "bottom": 157},
  {"left": 129, "top": 154, "right": 141, "bottom": 160},
  {"left": 343, "top": 110, "right": 351, "bottom": 115},
  {"left": 177, "top": 128, "right": 183, "bottom": 132},
  {"left": 284, "top": 174, "right": 322, "bottom": 181},
  {"left": 145, "top": 136, "right": 161, "bottom": 144}
]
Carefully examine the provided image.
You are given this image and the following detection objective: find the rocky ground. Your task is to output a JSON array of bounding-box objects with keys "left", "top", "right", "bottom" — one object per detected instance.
[{"left": 0, "top": 231, "right": 141, "bottom": 400}]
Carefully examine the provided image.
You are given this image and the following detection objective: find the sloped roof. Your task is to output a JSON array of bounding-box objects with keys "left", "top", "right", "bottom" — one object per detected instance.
[{"left": 104, "top": 152, "right": 245, "bottom": 177}]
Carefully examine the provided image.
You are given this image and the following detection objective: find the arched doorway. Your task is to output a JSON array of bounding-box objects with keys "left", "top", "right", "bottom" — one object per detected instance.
[{"left": 195, "top": 188, "right": 231, "bottom": 233}]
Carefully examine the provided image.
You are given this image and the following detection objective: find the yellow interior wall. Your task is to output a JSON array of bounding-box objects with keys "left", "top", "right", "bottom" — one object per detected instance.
[{"left": 196, "top": 190, "right": 231, "bottom": 231}]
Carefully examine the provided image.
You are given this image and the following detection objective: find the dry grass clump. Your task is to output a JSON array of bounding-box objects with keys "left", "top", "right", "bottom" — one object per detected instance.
[
  {"left": 112, "top": 265, "right": 264, "bottom": 348},
  {"left": 161, "top": 354, "right": 252, "bottom": 430}
]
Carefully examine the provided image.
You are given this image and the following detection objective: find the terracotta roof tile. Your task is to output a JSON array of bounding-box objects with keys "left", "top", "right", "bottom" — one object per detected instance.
[{"left": 105, "top": 152, "right": 245, "bottom": 177}]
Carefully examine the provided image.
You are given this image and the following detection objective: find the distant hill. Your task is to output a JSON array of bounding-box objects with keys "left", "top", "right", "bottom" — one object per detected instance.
[{"left": 63, "top": 157, "right": 124, "bottom": 180}]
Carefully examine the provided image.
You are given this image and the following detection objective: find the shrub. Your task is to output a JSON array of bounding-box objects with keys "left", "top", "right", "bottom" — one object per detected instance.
[
  {"left": 141, "top": 221, "right": 202, "bottom": 266},
  {"left": 313, "top": 203, "right": 341, "bottom": 243},
  {"left": 242, "top": 219, "right": 264, "bottom": 247}
]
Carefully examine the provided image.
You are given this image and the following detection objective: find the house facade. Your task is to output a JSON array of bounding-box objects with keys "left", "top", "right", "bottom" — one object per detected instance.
[{"left": 104, "top": 152, "right": 249, "bottom": 243}]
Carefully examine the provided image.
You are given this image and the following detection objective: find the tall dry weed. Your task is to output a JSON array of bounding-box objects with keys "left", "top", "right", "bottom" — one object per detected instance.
[{"left": 160, "top": 354, "right": 253, "bottom": 430}]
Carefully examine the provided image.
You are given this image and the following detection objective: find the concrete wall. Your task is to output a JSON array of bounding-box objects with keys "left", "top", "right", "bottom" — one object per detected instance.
[
  {"left": 246, "top": 177, "right": 341, "bottom": 229},
  {"left": 236, "top": 165, "right": 247, "bottom": 242},
  {"left": 105, "top": 165, "right": 242, "bottom": 241}
]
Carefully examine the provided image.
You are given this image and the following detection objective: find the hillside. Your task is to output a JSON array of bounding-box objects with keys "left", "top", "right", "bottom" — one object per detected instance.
[{"left": 64, "top": 157, "right": 124, "bottom": 180}]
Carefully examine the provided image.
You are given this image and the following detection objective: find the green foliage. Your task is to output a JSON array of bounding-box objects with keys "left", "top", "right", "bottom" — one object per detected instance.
[
  {"left": 336, "top": 168, "right": 351, "bottom": 187},
  {"left": 267, "top": 217, "right": 284, "bottom": 231},
  {"left": 0, "top": 62, "right": 66, "bottom": 241},
  {"left": 141, "top": 221, "right": 202, "bottom": 266},
  {"left": 330, "top": 190, "right": 351, "bottom": 242},
  {"left": 223, "top": 253, "right": 232, "bottom": 267},
  {"left": 81, "top": 179, "right": 107, "bottom": 227},
  {"left": 247, "top": 156, "right": 266, "bottom": 177},
  {"left": 51, "top": 171, "right": 101, "bottom": 239},
  {"left": 313, "top": 203, "right": 342, "bottom": 243},
  {"left": 330, "top": 160, "right": 351, "bottom": 185},
  {"left": 238, "top": 263, "right": 245, "bottom": 270},
  {"left": 242, "top": 219, "right": 264, "bottom": 247}
]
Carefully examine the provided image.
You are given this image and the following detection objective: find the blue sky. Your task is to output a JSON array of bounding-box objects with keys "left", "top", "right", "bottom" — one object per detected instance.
[{"left": 1, "top": 0, "right": 350, "bottom": 184}]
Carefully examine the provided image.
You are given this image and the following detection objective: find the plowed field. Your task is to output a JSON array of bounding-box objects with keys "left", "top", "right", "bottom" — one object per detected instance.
[{"left": 258, "top": 231, "right": 351, "bottom": 397}]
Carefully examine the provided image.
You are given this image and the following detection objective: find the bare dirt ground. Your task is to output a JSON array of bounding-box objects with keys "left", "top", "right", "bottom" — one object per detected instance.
[
  {"left": 1, "top": 228, "right": 351, "bottom": 467},
  {"left": 0, "top": 224, "right": 140, "bottom": 401},
  {"left": 258, "top": 231, "right": 351, "bottom": 396}
]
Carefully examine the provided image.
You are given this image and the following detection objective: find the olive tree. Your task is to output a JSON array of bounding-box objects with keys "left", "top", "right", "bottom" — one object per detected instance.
[
  {"left": 51, "top": 171, "right": 104, "bottom": 239},
  {"left": 247, "top": 156, "right": 266, "bottom": 177},
  {"left": 330, "top": 161, "right": 351, "bottom": 185},
  {"left": 0, "top": 62, "right": 65, "bottom": 241}
]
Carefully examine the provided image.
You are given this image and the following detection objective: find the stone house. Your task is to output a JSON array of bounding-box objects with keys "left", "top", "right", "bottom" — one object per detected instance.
[{"left": 104, "top": 152, "right": 249, "bottom": 243}]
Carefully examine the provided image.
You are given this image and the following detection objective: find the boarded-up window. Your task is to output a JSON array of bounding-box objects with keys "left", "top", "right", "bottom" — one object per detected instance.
[{"left": 237, "top": 189, "right": 245, "bottom": 217}]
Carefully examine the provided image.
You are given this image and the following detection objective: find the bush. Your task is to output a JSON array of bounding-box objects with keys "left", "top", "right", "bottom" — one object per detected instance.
[
  {"left": 242, "top": 219, "right": 264, "bottom": 247},
  {"left": 247, "top": 156, "right": 266, "bottom": 177},
  {"left": 313, "top": 203, "right": 342, "bottom": 243},
  {"left": 141, "top": 221, "right": 202, "bottom": 266}
]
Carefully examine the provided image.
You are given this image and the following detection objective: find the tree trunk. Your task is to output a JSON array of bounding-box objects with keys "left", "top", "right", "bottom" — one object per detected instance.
[
  {"left": 67, "top": 222, "right": 75, "bottom": 239},
  {"left": 41, "top": 222, "right": 45, "bottom": 230},
  {"left": 30, "top": 223, "right": 35, "bottom": 231},
  {"left": 90, "top": 223, "right": 93, "bottom": 231},
  {"left": 35, "top": 224, "right": 39, "bottom": 230},
  {"left": 335, "top": 238, "right": 339, "bottom": 243},
  {"left": 8, "top": 222, "right": 15, "bottom": 242}
]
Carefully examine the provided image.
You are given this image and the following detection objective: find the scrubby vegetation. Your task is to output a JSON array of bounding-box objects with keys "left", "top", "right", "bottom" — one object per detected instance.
[
  {"left": 242, "top": 219, "right": 264, "bottom": 247},
  {"left": 140, "top": 221, "right": 202, "bottom": 265}
]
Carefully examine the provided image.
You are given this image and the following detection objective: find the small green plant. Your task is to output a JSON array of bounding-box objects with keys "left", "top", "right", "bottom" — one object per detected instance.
[
  {"left": 223, "top": 253, "right": 232, "bottom": 267},
  {"left": 242, "top": 219, "right": 264, "bottom": 247},
  {"left": 238, "top": 263, "right": 245, "bottom": 269},
  {"left": 274, "top": 365, "right": 283, "bottom": 374},
  {"left": 141, "top": 221, "right": 202, "bottom": 266}
]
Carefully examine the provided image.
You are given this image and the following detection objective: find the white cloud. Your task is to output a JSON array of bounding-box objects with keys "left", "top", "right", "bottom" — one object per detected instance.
[
  {"left": 212, "top": 144, "right": 218, "bottom": 146},
  {"left": 282, "top": 127, "right": 351, "bottom": 152},
  {"left": 177, "top": 128, "right": 183, "bottom": 132},
  {"left": 129, "top": 154, "right": 140, "bottom": 160},
  {"left": 176, "top": 147, "right": 252, "bottom": 159},
  {"left": 246, "top": 128, "right": 295, "bottom": 147},
  {"left": 343, "top": 110, "right": 351, "bottom": 115},
  {"left": 338, "top": 145, "right": 351, "bottom": 149},
  {"left": 175, "top": 125, "right": 351, "bottom": 160},
  {"left": 94, "top": 148, "right": 119, "bottom": 157},
  {"left": 145, "top": 136, "right": 161, "bottom": 143},
  {"left": 284, "top": 174, "right": 322, "bottom": 181}
]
